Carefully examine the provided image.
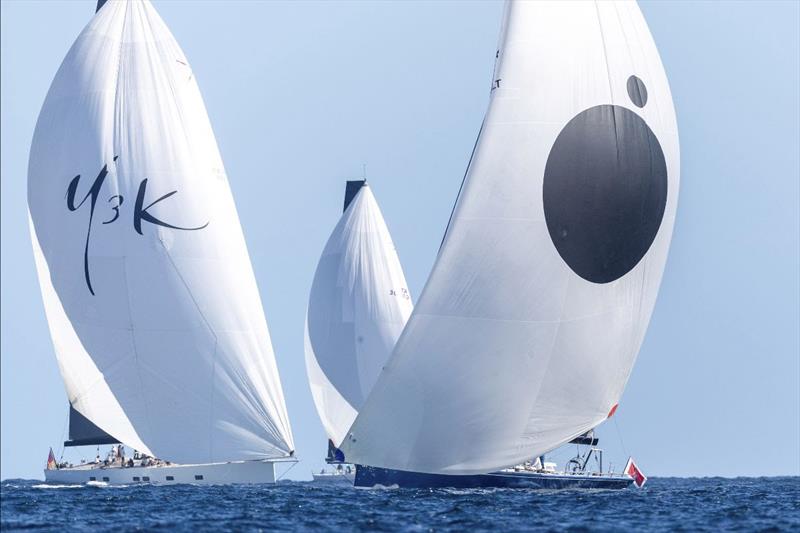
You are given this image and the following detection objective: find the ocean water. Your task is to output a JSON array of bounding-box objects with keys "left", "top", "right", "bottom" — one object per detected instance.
[{"left": 1, "top": 477, "right": 798, "bottom": 531}]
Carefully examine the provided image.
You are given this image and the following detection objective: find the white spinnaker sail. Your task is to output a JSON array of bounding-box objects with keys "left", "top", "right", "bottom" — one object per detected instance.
[
  {"left": 305, "top": 185, "right": 413, "bottom": 447},
  {"left": 28, "top": 0, "right": 294, "bottom": 463},
  {"left": 341, "top": 0, "right": 679, "bottom": 475},
  {"left": 30, "top": 217, "right": 152, "bottom": 456}
]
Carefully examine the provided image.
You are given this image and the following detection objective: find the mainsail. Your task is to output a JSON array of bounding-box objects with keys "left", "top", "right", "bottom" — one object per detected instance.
[
  {"left": 28, "top": 0, "right": 294, "bottom": 464},
  {"left": 341, "top": 0, "right": 679, "bottom": 475},
  {"left": 305, "top": 182, "right": 413, "bottom": 448}
]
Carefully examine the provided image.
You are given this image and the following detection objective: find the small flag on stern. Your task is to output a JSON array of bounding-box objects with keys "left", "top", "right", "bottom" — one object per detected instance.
[
  {"left": 46, "top": 448, "right": 57, "bottom": 470},
  {"left": 624, "top": 457, "right": 647, "bottom": 488}
]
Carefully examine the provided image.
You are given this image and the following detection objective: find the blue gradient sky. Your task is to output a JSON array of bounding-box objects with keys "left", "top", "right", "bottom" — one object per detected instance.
[{"left": 2, "top": 1, "right": 798, "bottom": 480}]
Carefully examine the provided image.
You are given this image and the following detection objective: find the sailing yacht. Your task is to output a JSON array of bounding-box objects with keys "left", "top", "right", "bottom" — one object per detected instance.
[
  {"left": 304, "top": 180, "right": 413, "bottom": 484},
  {"left": 340, "top": 0, "right": 679, "bottom": 489},
  {"left": 31, "top": 0, "right": 294, "bottom": 485}
]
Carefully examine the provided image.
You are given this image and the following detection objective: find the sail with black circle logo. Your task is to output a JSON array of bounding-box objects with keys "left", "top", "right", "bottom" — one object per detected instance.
[
  {"left": 28, "top": 0, "right": 294, "bottom": 464},
  {"left": 305, "top": 181, "right": 413, "bottom": 450},
  {"left": 341, "top": 0, "right": 679, "bottom": 475}
]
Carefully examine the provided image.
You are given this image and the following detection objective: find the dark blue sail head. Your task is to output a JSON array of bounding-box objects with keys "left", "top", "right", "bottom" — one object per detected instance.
[{"left": 326, "top": 439, "right": 346, "bottom": 464}]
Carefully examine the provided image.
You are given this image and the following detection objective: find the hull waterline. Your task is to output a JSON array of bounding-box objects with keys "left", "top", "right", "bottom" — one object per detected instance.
[
  {"left": 311, "top": 472, "right": 355, "bottom": 484},
  {"left": 44, "top": 460, "right": 281, "bottom": 486},
  {"left": 354, "top": 465, "right": 633, "bottom": 490}
]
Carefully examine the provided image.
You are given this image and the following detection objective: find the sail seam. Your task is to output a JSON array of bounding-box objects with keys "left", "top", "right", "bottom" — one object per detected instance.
[
  {"left": 114, "top": 0, "right": 158, "bottom": 454},
  {"left": 452, "top": 216, "right": 544, "bottom": 222},
  {"left": 622, "top": 2, "right": 665, "bottom": 129},
  {"left": 594, "top": 0, "right": 616, "bottom": 104},
  {"left": 614, "top": 3, "right": 663, "bottom": 403},
  {"left": 157, "top": 238, "right": 220, "bottom": 462},
  {"left": 121, "top": 257, "right": 158, "bottom": 452},
  {"left": 141, "top": 1, "right": 223, "bottom": 462},
  {"left": 410, "top": 308, "right": 622, "bottom": 325}
]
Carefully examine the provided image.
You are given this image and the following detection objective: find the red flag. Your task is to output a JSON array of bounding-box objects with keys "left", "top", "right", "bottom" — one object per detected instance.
[
  {"left": 46, "top": 448, "right": 57, "bottom": 470},
  {"left": 624, "top": 457, "right": 647, "bottom": 488}
]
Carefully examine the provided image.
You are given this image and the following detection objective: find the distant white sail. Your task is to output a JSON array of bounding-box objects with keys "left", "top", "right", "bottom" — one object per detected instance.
[
  {"left": 30, "top": 218, "right": 152, "bottom": 455},
  {"left": 28, "top": 0, "right": 293, "bottom": 463},
  {"left": 342, "top": 0, "right": 680, "bottom": 475},
  {"left": 305, "top": 184, "right": 413, "bottom": 447}
]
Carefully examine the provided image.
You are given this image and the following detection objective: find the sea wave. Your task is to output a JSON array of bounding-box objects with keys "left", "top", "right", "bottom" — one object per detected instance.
[
  {"left": 31, "top": 483, "right": 85, "bottom": 489},
  {"left": 1, "top": 477, "right": 798, "bottom": 532}
]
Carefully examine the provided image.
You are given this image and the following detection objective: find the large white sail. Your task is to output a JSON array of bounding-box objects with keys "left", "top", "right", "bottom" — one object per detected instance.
[
  {"left": 28, "top": 0, "right": 294, "bottom": 463},
  {"left": 341, "top": 0, "right": 679, "bottom": 475},
  {"left": 30, "top": 218, "right": 152, "bottom": 455},
  {"left": 305, "top": 184, "right": 413, "bottom": 448}
]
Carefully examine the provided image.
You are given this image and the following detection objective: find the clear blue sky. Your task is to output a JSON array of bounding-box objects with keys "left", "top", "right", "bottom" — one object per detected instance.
[{"left": 1, "top": 0, "right": 798, "bottom": 481}]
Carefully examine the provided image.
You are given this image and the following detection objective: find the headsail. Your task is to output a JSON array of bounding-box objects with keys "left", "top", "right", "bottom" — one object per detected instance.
[
  {"left": 305, "top": 183, "right": 413, "bottom": 448},
  {"left": 341, "top": 0, "right": 679, "bottom": 475},
  {"left": 28, "top": 0, "right": 293, "bottom": 463},
  {"left": 31, "top": 219, "right": 150, "bottom": 454}
]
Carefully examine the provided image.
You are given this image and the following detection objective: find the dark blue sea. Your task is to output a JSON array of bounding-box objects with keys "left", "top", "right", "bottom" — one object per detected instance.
[{"left": 1, "top": 477, "right": 798, "bottom": 531}]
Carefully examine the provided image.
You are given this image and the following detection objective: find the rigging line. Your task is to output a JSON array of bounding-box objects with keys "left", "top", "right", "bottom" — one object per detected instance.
[
  {"left": 613, "top": 416, "right": 629, "bottom": 458},
  {"left": 438, "top": 116, "right": 486, "bottom": 253},
  {"left": 276, "top": 460, "right": 298, "bottom": 482},
  {"left": 58, "top": 408, "right": 69, "bottom": 461},
  {"left": 157, "top": 240, "right": 226, "bottom": 461},
  {"left": 120, "top": 258, "right": 157, "bottom": 453}
]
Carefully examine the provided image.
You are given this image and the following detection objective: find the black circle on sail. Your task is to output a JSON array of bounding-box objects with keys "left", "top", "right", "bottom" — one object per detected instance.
[
  {"left": 542, "top": 88, "right": 667, "bottom": 284},
  {"left": 627, "top": 75, "right": 648, "bottom": 108}
]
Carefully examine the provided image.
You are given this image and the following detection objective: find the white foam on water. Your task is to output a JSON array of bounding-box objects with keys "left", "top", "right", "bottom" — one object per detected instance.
[
  {"left": 441, "top": 488, "right": 499, "bottom": 496},
  {"left": 354, "top": 483, "right": 399, "bottom": 490}
]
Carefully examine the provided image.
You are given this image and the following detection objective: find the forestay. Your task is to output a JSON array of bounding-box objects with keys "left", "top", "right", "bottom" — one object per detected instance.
[
  {"left": 28, "top": 0, "right": 294, "bottom": 463},
  {"left": 305, "top": 184, "right": 413, "bottom": 447},
  {"left": 341, "top": 0, "right": 680, "bottom": 475}
]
